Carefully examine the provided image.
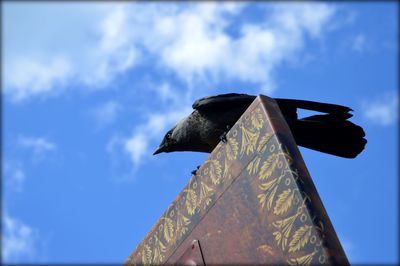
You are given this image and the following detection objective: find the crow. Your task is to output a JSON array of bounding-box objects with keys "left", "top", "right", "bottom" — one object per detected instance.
[{"left": 153, "top": 93, "right": 367, "bottom": 159}]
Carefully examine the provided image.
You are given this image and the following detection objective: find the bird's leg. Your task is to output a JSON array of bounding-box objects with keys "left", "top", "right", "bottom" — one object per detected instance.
[
  {"left": 191, "top": 165, "right": 200, "bottom": 175},
  {"left": 220, "top": 133, "right": 227, "bottom": 143},
  {"left": 219, "top": 125, "right": 231, "bottom": 143}
]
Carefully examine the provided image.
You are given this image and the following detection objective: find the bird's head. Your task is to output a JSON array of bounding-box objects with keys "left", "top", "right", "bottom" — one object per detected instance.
[
  {"left": 153, "top": 127, "right": 177, "bottom": 155},
  {"left": 153, "top": 114, "right": 201, "bottom": 155}
]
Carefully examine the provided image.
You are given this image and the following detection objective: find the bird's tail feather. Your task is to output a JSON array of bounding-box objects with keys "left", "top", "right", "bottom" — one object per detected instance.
[{"left": 288, "top": 114, "right": 367, "bottom": 158}]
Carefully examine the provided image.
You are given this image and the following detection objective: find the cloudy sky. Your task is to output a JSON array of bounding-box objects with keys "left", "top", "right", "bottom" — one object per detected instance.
[{"left": 2, "top": 2, "right": 398, "bottom": 264}]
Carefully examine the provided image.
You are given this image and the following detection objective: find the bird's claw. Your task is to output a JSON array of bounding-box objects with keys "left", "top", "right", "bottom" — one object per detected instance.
[
  {"left": 191, "top": 165, "right": 200, "bottom": 175},
  {"left": 220, "top": 132, "right": 228, "bottom": 143},
  {"left": 220, "top": 125, "right": 230, "bottom": 144}
]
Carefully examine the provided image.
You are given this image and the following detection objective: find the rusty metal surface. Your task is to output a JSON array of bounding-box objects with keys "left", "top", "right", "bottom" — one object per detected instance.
[
  {"left": 125, "top": 95, "right": 349, "bottom": 265},
  {"left": 174, "top": 240, "right": 205, "bottom": 266}
]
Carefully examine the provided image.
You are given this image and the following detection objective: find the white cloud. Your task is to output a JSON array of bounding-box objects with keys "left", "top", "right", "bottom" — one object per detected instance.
[
  {"left": 5, "top": 56, "right": 72, "bottom": 101},
  {"left": 4, "top": 2, "right": 337, "bottom": 101},
  {"left": 148, "top": 3, "right": 336, "bottom": 89},
  {"left": 124, "top": 133, "right": 149, "bottom": 167},
  {"left": 18, "top": 136, "right": 57, "bottom": 157},
  {"left": 362, "top": 91, "right": 398, "bottom": 126},
  {"left": 2, "top": 212, "right": 40, "bottom": 262},
  {"left": 3, "top": 3, "right": 138, "bottom": 102},
  {"left": 82, "top": 5, "right": 139, "bottom": 86},
  {"left": 271, "top": 3, "right": 335, "bottom": 37}
]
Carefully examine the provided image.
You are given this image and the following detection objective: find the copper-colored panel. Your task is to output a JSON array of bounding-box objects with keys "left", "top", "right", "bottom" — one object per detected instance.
[
  {"left": 174, "top": 240, "right": 205, "bottom": 266},
  {"left": 125, "top": 95, "right": 348, "bottom": 266}
]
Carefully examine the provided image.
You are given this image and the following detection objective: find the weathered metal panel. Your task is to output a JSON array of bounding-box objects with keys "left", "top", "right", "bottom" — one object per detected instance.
[
  {"left": 125, "top": 95, "right": 348, "bottom": 265},
  {"left": 174, "top": 240, "right": 205, "bottom": 265}
]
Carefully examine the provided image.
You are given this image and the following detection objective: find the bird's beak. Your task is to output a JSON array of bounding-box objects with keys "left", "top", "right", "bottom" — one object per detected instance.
[{"left": 153, "top": 145, "right": 165, "bottom": 155}]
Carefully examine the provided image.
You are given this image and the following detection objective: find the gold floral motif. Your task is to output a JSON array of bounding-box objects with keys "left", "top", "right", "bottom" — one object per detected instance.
[
  {"left": 272, "top": 211, "right": 301, "bottom": 250},
  {"left": 175, "top": 210, "right": 191, "bottom": 238},
  {"left": 240, "top": 125, "right": 259, "bottom": 156},
  {"left": 257, "top": 170, "right": 286, "bottom": 210},
  {"left": 198, "top": 180, "right": 214, "bottom": 209},
  {"left": 141, "top": 244, "right": 152, "bottom": 266},
  {"left": 225, "top": 137, "right": 239, "bottom": 161},
  {"left": 287, "top": 249, "right": 318, "bottom": 266},
  {"left": 247, "top": 156, "right": 261, "bottom": 175},
  {"left": 273, "top": 188, "right": 295, "bottom": 216},
  {"left": 204, "top": 159, "right": 222, "bottom": 185},
  {"left": 161, "top": 217, "right": 174, "bottom": 243},
  {"left": 288, "top": 224, "right": 313, "bottom": 253},
  {"left": 255, "top": 137, "right": 328, "bottom": 265},
  {"left": 184, "top": 188, "right": 198, "bottom": 216},
  {"left": 152, "top": 235, "right": 166, "bottom": 263},
  {"left": 251, "top": 107, "right": 264, "bottom": 129},
  {"left": 258, "top": 183, "right": 278, "bottom": 211},
  {"left": 257, "top": 132, "right": 273, "bottom": 153},
  {"left": 259, "top": 153, "right": 280, "bottom": 180}
]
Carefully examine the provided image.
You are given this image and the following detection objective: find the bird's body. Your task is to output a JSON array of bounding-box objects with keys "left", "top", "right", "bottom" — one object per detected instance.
[{"left": 154, "top": 93, "right": 367, "bottom": 158}]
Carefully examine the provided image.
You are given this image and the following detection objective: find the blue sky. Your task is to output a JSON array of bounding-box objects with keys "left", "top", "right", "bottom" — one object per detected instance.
[{"left": 2, "top": 2, "right": 398, "bottom": 264}]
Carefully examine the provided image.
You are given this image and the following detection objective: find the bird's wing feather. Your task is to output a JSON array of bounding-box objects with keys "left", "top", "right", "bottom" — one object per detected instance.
[
  {"left": 275, "top": 98, "right": 352, "bottom": 114},
  {"left": 192, "top": 93, "right": 256, "bottom": 111}
]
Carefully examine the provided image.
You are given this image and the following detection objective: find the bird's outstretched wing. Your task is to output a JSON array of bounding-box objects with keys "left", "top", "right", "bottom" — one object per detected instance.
[{"left": 192, "top": 93, "right": 256, "bottom": 111}]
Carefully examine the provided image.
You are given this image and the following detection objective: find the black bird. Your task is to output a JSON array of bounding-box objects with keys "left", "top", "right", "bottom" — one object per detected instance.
[{"left": 153, "top": 93, "right": 367, "bottom": 159}]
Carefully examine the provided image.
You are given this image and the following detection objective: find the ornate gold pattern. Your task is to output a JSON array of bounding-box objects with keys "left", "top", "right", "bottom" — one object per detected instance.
[
  {"left": 198, "top": 180, "right": 214, "bottom": 209},
  {"left": 239, "top": 108, "right": 263, "bottom": 156},
  {"left": 175, "top": 209, "right": 190, "bottom": 238},
  {"left": 273, "top": 188, "right": 295, "bottom": 216},
  {"left": 247, "top": 156, "right": 261, "bottom": 175},
  {"left": 288, "top": 249, "right": 318, "bottom": 266},
  {"left": 257, "top": 132, "right": 273, "bottom": 153},
  {"left": 161, "top": 217, "right": 174, "bottom": 243},
  {"left": 225, "top": 137, "right": 239, "bottom": 161},
  {"left": 251, "top": 106, "right": 264, "bottom": 129},
  {"left": 204, "top": 159, "right": 222, "bottom": 185},
  {"left": 184, "top": 188, "right": 197, "bottom": 216},
  {"left": 140, "top": 244, "right": 152, "bottom": 265},
  {"left": 152, "top": 235, "right": 166, "bottom": 263},
  {"left": 253, "top": 132, "right": 328, "bottom": 264},
  {"left": 272, "top": 211, "right": 300, "bottom": 250},
  {"left": 289, "top": 224, "right": 313, "bottom": 253}
]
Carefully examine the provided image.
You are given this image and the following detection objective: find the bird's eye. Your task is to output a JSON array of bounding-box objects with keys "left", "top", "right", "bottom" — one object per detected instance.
[{"left": 166, "top": 132, "right": 171, "bottom": 139}]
